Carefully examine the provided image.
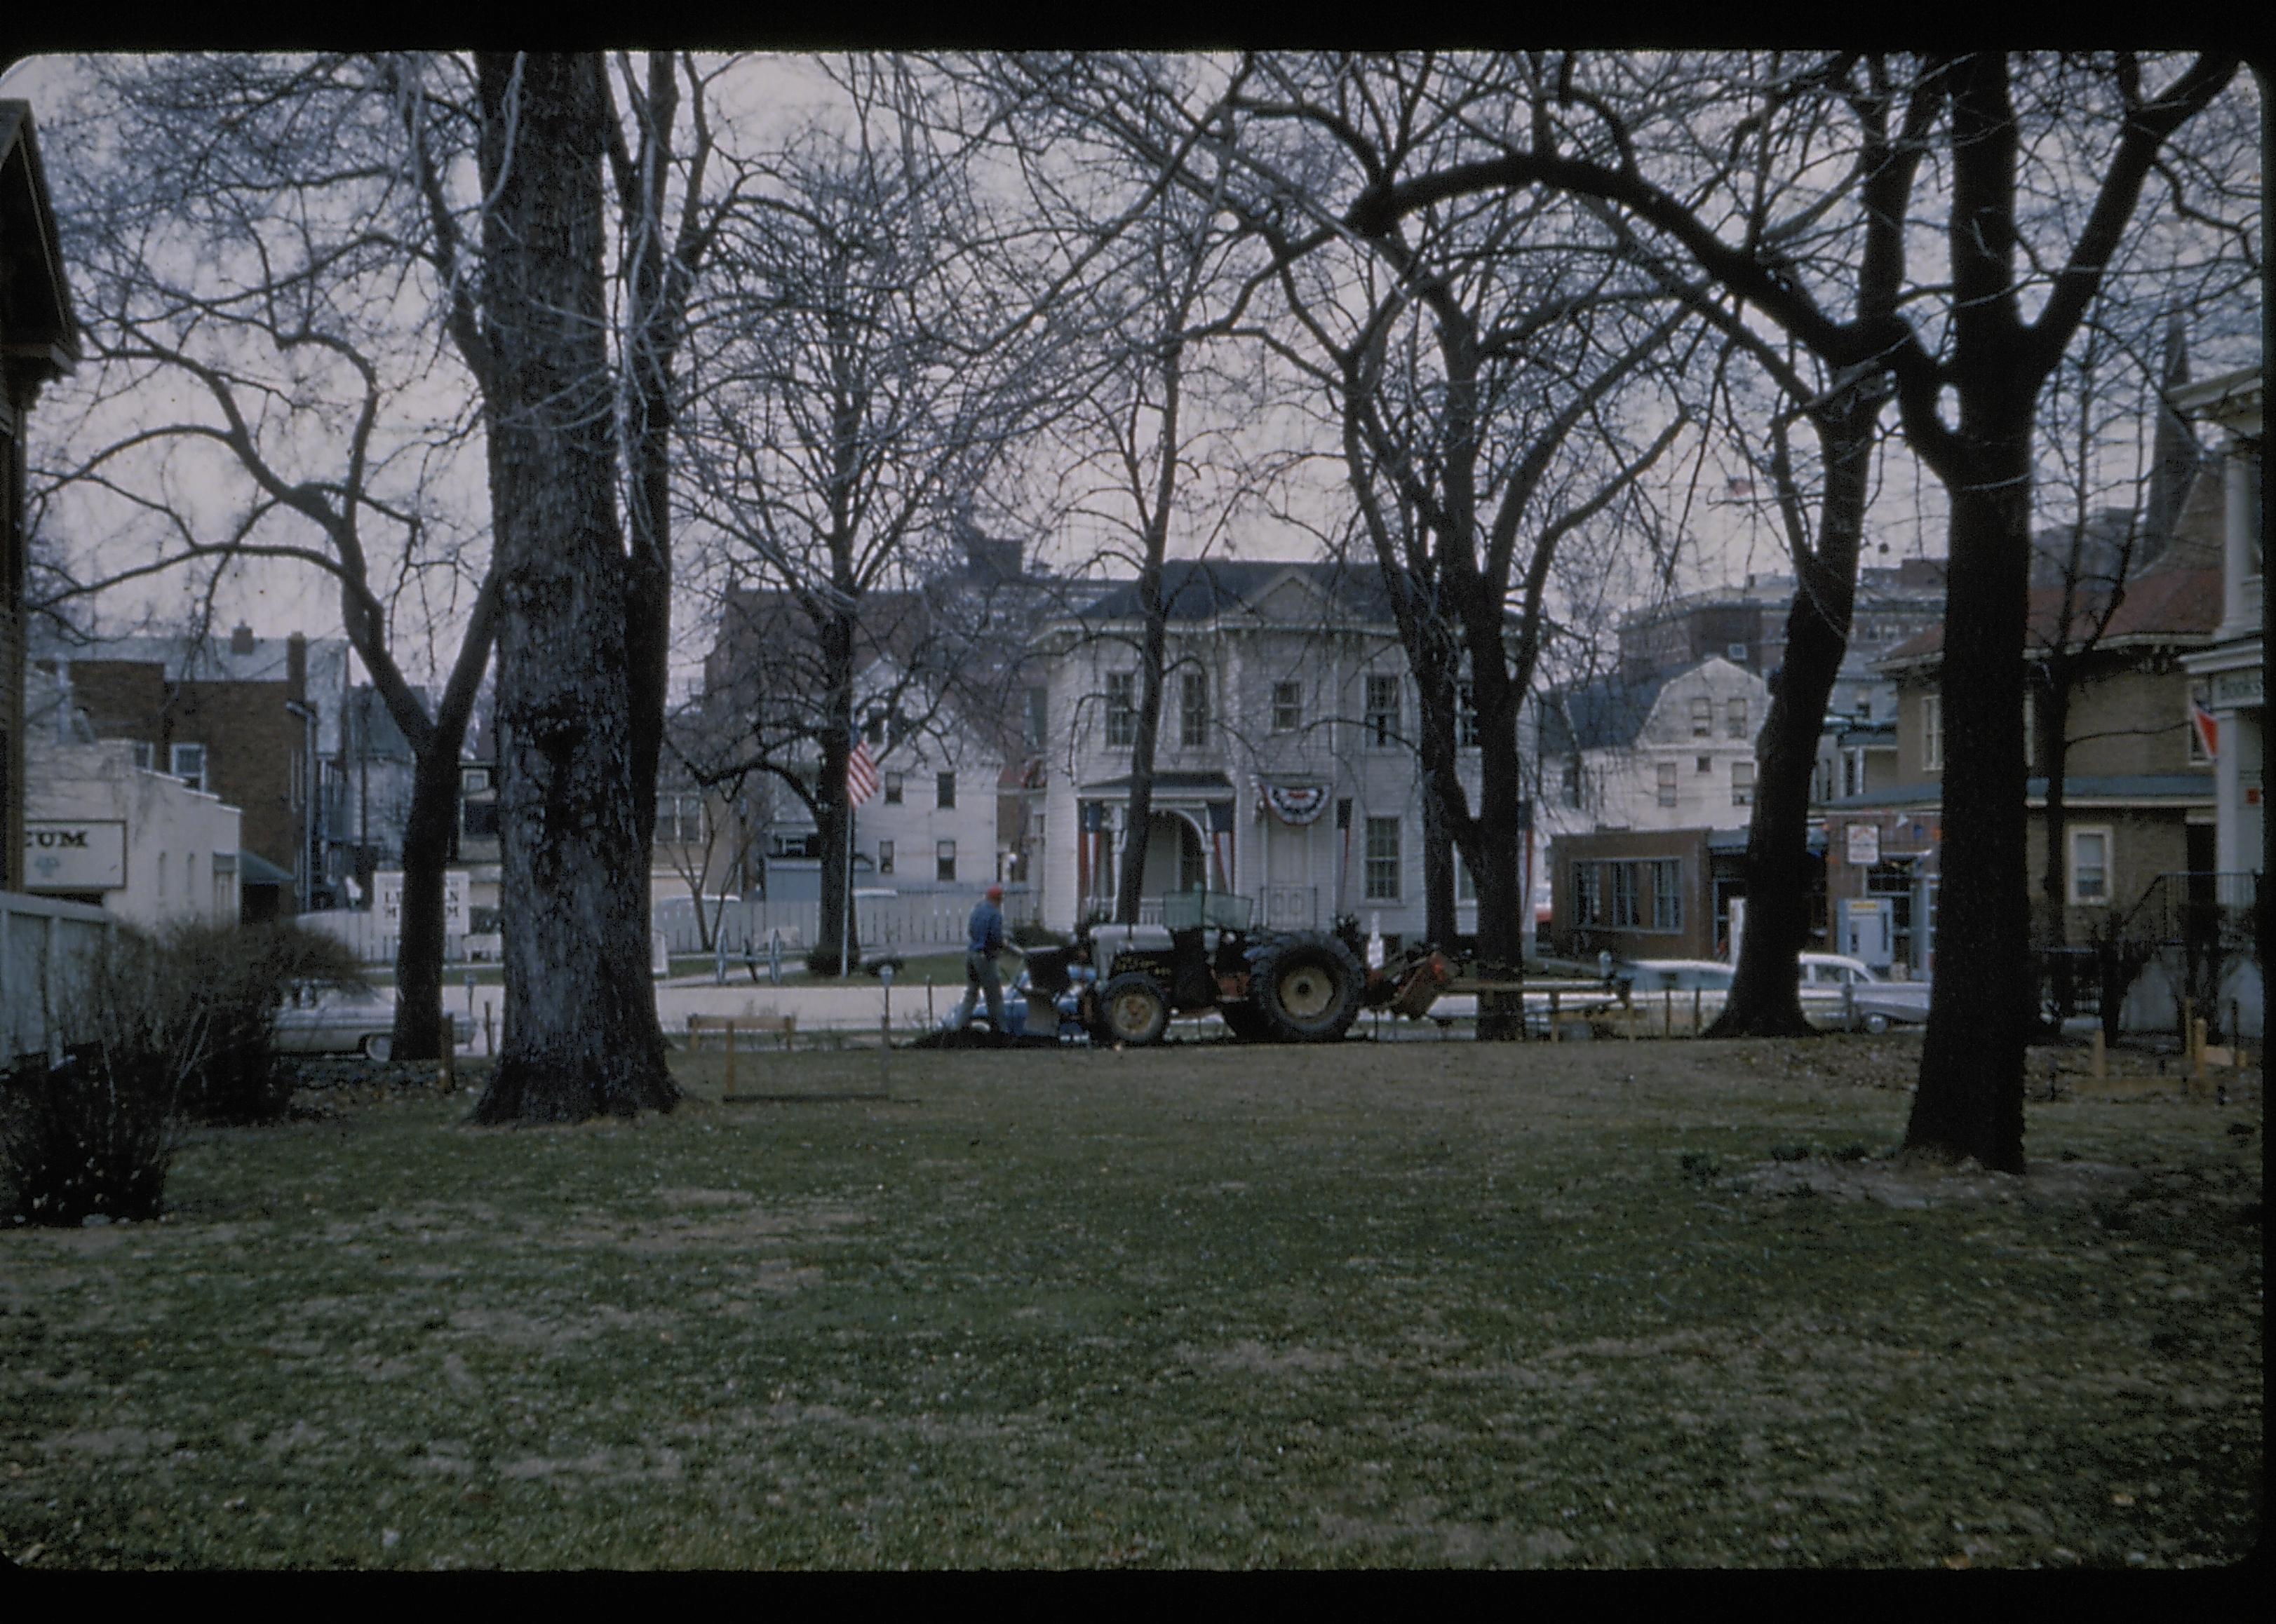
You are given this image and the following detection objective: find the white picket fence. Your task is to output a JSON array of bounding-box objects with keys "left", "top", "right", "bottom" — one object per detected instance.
[
  {"left": 293, "top": 908, "right": 477, "bottom": 966},
  {"left": 652, "top": 886, "right": 1040, "bottom": 956},
  {"left": 1, "top": 891, "right": 114, "bottom": 1065},
  {"left": 289, "top": 886, "right": 1040, "bottom": 965}
]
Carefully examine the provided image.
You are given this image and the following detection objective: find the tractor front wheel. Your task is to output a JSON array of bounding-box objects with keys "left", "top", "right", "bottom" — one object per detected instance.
[{"left": 1096, "top": 972, "right": 1171, "bottom": 1047}]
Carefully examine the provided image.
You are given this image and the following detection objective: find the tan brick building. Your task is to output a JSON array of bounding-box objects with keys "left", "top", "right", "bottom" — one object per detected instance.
[{"left": 1830, "top": 567, "right": 2222, "bottom": 975}]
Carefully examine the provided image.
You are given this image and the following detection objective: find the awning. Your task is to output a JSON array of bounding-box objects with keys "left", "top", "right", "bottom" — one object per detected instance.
[{"left": 237, "top": 849, "right": 295, "bottom": 886}]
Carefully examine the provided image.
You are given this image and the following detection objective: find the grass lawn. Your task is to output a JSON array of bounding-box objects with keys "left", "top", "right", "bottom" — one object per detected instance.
[{"left": 1, "top": 1035, "right": 2258, "bottom": 1569}]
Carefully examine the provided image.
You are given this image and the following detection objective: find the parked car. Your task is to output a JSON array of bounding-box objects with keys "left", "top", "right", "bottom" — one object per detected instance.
[
  {"left": 1610, "top": 954, "right": 1929, "bottom": 1034},
  {"left": 274, "top": 984, "right": 472, "bottom": 1062},
  {"left": 1613, "top": 959, "right": 1736, "bottom": 994},
  {"left": 1797, "top": 953, "right": 1932, "bottom": 1033}
]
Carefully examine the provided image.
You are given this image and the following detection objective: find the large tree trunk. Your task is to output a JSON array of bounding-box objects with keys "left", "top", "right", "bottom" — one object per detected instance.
[
  {"left": 1469, "top": 711, "right": 1530, "bottom": 1041},
  {"left": 470, "top": 50, "right": 675, "bottom": 1123},
  {"left": 1711, "top": 377, "right": 1879, "bottom": 1037},
  {"left": 389, "top": 581, "right": 499, "bottom": 1062},
  {"left": 1906, "top": 430, "right": 2035, "bottom": 1172},
  {"left": 1420, "top": 787, "right": 1456, "bottom": 951},
  {"left": 1901, "top": 55, "right": 2035, "bottom": 1173},
  {"left": 393, "top": 726, "right": 471, "bottom": 1062},
  {"left": 816, "top": 614, "right": 859, "bottom": 975},
  {"left": 1115, "top": 555, "right": 1171, "bottom": 926}
]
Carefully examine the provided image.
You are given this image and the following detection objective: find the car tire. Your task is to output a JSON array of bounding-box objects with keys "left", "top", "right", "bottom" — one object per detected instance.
[
  {"left": 1251, "top": 932, "right": 1363, "bottom": 1043},
  {"left": 1863, "top": 1013, "right": 1890, "bottom": 1035},
  {"left": 362, "top": 1033, "right": 393, "bottom": 1064},
  {"left": 1098, "top": 972, "right": 1171, "bottom": 1047}
]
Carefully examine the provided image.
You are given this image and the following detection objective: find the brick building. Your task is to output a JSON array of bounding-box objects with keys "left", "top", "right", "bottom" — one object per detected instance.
[{"left": 34, "top": 625, "right": 351, "bottom": 918}]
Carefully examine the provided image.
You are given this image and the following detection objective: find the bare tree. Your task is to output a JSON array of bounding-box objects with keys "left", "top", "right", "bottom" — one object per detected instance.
[
  {"left": 31, "top": 52, "right": 499, "bottom": 1063},
  {"left": 1338, "top": 48, "right": 2246, "bottom": 1170},
  {"left": 467, "top": 50, "right": 673, "bottom": 1120},
  {"left": 678, "top": 77, "right": 1060, "bottom": 973}
]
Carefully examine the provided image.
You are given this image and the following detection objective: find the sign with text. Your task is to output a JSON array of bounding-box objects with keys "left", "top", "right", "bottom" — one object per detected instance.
[
  {"left": 1845, "top": 823, "right": 1881, "bottom": 867},
  {"left": 23, "top": 822, "right": 128, "bottom": 891},
  {"left": 375, "top": 869, "right": 471, "bottom": 938}
]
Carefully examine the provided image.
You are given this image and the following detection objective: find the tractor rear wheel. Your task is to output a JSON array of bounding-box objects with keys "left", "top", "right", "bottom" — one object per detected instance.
[
  {"left": 1096, "top": 972, "right": 1171, "bottom": 1046},
  {"left": 1251, "top": 932, "right": 1363, "bottom": 1043}
]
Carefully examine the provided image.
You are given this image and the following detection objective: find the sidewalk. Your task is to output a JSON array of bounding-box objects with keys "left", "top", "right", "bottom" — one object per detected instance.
[{"left": 655, "top": 975, "right": 962, "bottom": 1038}]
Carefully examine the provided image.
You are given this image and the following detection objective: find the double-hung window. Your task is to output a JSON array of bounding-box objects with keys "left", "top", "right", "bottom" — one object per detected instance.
[
  {"left": 1732, "top": 760, "right": 1756, "bottom": 805},
  {"left": 1365, "top": 675, "right": 1401, "bottom": 748},
  {"left": 1105, "top": 672, "right": 1137, "bottom": 747},
  {"left": 1922, "top": 694, "right": 1943, "bottom": 772},
  {"left": 2068, "top": 827, "right": 2112, "bottom": 905},
  {"left": 1363, "top": 816, "right": 1401, "bottom": 900},
  {"left": 1657, "top": 762, "right": 1678, "bottom": 807},
  {"left": 1180, "top": 669, "right": 1209, "bottom": 748},
  {"left": 1272, "top": 681, "right": 1302, "bottom": 733},
  {"left": 937, "top": 771, "right": 956, "bottom": 810}
]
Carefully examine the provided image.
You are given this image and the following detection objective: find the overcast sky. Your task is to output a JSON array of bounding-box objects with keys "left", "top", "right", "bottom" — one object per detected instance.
[{"left": 4, "top": 51, "right": 2117, "bottom": 704}]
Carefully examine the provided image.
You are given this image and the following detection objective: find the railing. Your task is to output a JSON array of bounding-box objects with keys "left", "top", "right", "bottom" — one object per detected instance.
[{"left": 1, "top": 892, "right": 115, "bottom": 1065}]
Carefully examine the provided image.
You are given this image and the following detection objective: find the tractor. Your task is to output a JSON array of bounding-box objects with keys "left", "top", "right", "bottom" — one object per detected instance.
[{"left": 1017, "top": 891, "right": 1450, "bottom": 1046}]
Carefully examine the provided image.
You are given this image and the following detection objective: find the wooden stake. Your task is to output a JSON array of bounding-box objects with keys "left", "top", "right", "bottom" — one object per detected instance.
[
  {"left": 725, "top": 1020, "right": 738, "bottom": 1101},
  {"left": 2092, "top": 1026, "right": 2106, "bottom": 1081}
]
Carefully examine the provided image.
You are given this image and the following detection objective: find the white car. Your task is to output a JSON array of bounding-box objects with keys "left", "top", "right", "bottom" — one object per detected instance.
[
  {"left": 1614, "top": 959, "right": 1736, "bottom": 994},
  {"left": 274, "top": 984, "right": 472, "bottom": 1062},
  {"left": 1797, "top": 953, "right": 1932, "bottom": 1033},
  {"left": 1610, "top": 954, "right": 1929, "bottom": 1034}
]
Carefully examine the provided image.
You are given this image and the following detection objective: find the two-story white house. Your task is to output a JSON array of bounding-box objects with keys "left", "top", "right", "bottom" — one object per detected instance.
[
  {"left": 1030, "top": 559, "right": 1502, "bottom": 947},
  {"left": 1535, "top": 656, "right": 1772, "bottom": 834}
]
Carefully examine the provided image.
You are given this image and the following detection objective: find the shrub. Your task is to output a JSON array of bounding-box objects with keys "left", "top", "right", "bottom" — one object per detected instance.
[
  {"left": 1, "top": 1039, "right": 185, "bottom": 1226},
  {"left": 159, "top": 921, "right": 368, "bottom": 1124}
]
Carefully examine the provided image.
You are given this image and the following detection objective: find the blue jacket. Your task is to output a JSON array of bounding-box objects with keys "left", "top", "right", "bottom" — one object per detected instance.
[{"left": 967, "top": 899, "right": 1005, "bottom": 955}]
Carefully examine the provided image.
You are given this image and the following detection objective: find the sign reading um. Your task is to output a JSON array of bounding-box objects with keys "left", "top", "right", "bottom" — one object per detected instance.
[{"left": 24, "top": 821, "right": 128, "bottom": 891}]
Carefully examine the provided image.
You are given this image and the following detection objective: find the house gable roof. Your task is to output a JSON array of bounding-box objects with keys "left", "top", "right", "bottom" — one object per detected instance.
[
  {"left": 0, "top": 102, "right": 80, "bottom": 388},
  {"left": 1880, "top": 568, "right": 2223, "bottom": 670},
  {"left": 1069, "top": 558, "right": 1397, "bottom": 628}
]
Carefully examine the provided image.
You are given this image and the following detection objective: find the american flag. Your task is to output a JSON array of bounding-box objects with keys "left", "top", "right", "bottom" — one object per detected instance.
[
  {"left": 2190, "top": 696, "right": 2220, "bottom": 761},
  {"left": 846, "top": 738, "right": 881, "bottom": 806}
]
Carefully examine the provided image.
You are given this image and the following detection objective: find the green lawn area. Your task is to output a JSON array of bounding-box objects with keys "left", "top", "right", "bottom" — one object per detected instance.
[{"left": 1, "top": 1037, "right": 2258, "bottom": 1569}]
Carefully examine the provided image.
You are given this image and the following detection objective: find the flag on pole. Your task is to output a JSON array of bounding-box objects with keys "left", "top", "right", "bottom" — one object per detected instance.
[
  {"left": 846, "top": 738, "right": 881, "bottom": 806},
  {"left": 2190, "top": 696, "right": 2220, "bottom": 761}
]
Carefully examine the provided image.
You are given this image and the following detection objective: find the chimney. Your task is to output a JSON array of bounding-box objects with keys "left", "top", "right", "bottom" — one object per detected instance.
[
  {"left": 231, "top": 623, "right": 256, "bottom": 656},
  {"left": 287, "top": 632, "right": 307, "bottom": 701}
]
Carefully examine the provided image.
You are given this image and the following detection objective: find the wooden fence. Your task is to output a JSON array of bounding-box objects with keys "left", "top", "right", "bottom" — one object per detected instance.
[{"left": 1, "top": 891, "right": 114, "bottom": 1065}]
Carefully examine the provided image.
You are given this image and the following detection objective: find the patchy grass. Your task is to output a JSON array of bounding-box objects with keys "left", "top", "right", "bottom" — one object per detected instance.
[{"left": 0, "top": 1036, "right": 2258, "bottom": 1569}]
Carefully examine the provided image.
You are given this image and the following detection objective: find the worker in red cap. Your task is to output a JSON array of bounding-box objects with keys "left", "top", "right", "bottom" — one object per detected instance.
[{"left": 951, "top": 882, "right": 1009, "bottom": 1034}]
